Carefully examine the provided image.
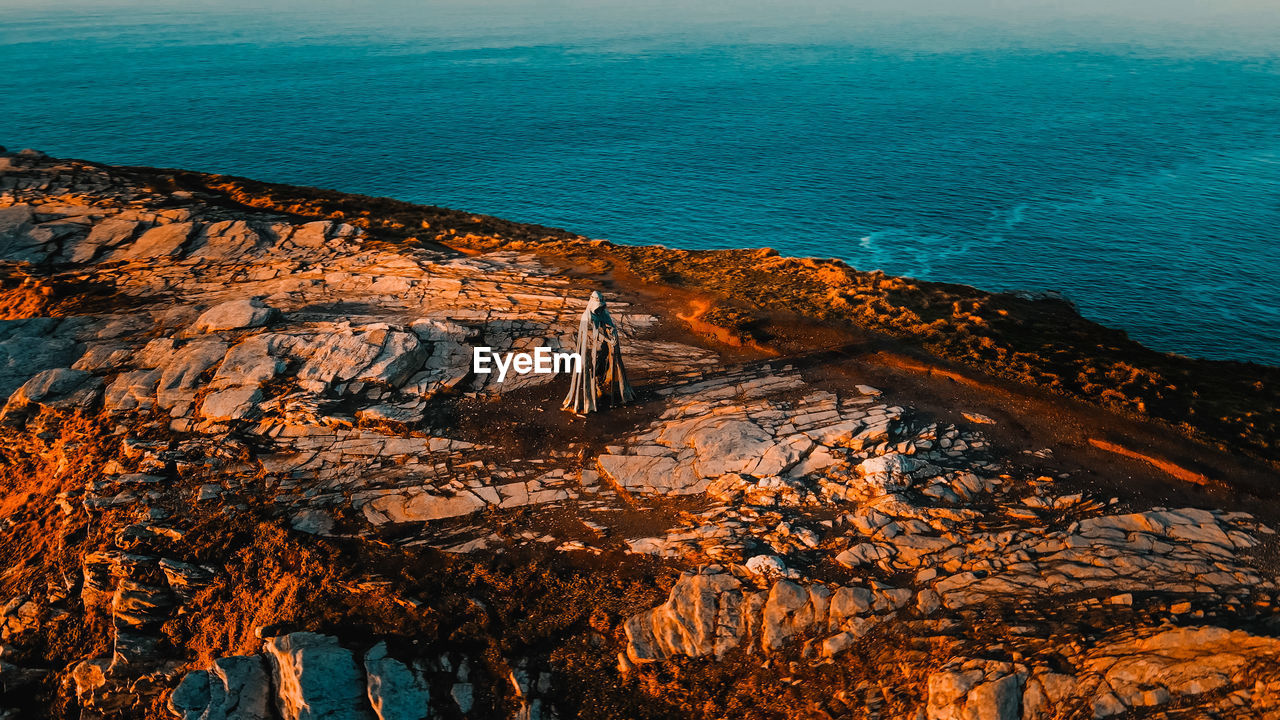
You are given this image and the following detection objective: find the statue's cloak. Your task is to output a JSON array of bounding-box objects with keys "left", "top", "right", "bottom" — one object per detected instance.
[{"left": 563, "top": 291, "right": 634, "bottom": 414}]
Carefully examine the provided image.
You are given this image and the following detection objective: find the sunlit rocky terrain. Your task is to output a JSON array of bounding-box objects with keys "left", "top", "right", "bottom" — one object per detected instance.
[{"left": 1, "top": 148, "right": 1279, "bottom": 719}]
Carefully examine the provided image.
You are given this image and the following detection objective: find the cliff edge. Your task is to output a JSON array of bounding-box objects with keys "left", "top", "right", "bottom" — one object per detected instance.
[{"left": 1, "top": 148, "right": 1278, "bottom": 720}]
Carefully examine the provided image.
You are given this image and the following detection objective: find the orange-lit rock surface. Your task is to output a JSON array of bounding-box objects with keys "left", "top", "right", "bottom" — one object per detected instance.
[{"left": 1, "top": 148, "right": 1278, "bottom": 719}]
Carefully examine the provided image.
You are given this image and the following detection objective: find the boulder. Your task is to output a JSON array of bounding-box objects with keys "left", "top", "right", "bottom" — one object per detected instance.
[
  {"left": 187, "top": 220, "right": 263, "bottom": 260},
  {"left": 755, "top": 433, "right": 812, "bottom": 477},
  {"left": 0, "top": 205, "right": 36, "bottom": 258},
  {"left": 169, "top": 655, "right": 272, "bottom": 720},
  {"left": 856, "top": 453, "right": 930, "bottom": 494},
  {"left": 293, "top": 334, "right": 379, "bottom": 390},
  {"left": 450, "top": 683, "right": 473, "bottom": 714},
  {"left": 624, "top": 569, "right": 747, "bottom": 662},
  {"left": 200, "top": 386, "right": 264, "bottom": 421},
  {"left": 291, "top": 510, "right": 336, "bottom": 536},
  {"left": 137, "top": 338, "right": 181, "bottom": 368},
  {"left": 287, "top": 221, "right": 333, "bottom": 249},
  {"left": 927, "top": 663, "right": 1027, "bottom": 720},
  {"left": 968, "top": 674, "right": 1024, "bottom": 720},
  {"left": 362, "top": 489, "right": 487, "bottom": 524},
  {"left": 835, "top": 543, "right": 895, "bottom": 568},
  {"left": 928, "top": 669, "right": 984, "bottom": 715},
  {"left": 828, "top": 586, "right": 873, "bottom": 630},
  {"left": 110, "top": 221, "right": 194, "bottom": 260},
  {"left": 158, "top": 559, "right": 216, "bottom": 603},
  {"left": 212, "top": 335, "right": 288, "bottom": 388},
  {"left": 262, "top": 632, "right": 375, "bottom": 720},
  {"left": 760, "top": 580, "right": 829, "bottom": 653},
  {"left": 297, "top": 329, "right": 427, "bottom": 390},
  {"left": 156, "top": 340, "right": 229, "bottom": 411},
  {"left": 0, "top": 598, "right": 39, "bottom": 640},
  {"left": 67, "top": 216, "right": 140, "bottom": 262},
  {"left": 192, "top": 298, "right": 281, "bottom": 333},
  {"left": 665, "top": 418, "right": 775, "bottom": 478},
  {"left": 1080, "top": 626, "right": 1280, "bottom": 713},
  {"left": 0, "top": 335, "right": 80, "bottom": 400},
  {"left": 73, "top": 343, "right": 139, "bottom": 372},
  {"left": 624, "top": 571, "right": 869, "bottom": 663},
  {"left": 357, "top": 330, "right": 429, "bottom": 387},
  {"left": 597, "top": 453, "right": 707, "bottom": 495},
  {"left": 70, "top": 658, "right": 110, "bottom": 703},
  {"left": 103, "top": 369, "right": 162, "bottom": 413},
  {"left": 364, "top": 641, "right": 431, "bottom": 720},
  {"left": 1022, "top": 672, "right": 1078, "bottom": 719},
  {"left": 0, "top": 367, "right": 103, "bottom": 423},
  {"left": 744, "top": 554, "right": 790, "bottom": 581}
]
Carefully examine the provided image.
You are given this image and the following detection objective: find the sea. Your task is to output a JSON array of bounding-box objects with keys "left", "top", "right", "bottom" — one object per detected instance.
[{"left": 3, "top": 0, "right": 1279, "bottom": 365}]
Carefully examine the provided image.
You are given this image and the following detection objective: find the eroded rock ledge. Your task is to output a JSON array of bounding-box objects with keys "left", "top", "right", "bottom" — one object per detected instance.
[{"left": 0, "top": 148, "right": 1278, "bottom": 720}]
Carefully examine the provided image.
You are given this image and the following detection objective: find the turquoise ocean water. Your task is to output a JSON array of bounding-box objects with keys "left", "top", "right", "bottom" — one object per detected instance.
[{"left": 2, "top": 1, "right": 1279, "bottom": 364}]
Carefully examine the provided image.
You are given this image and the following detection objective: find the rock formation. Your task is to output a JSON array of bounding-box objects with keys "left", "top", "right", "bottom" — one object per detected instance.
[{"left": 0, "top": 148, "right": 1277, "bottom": 719}]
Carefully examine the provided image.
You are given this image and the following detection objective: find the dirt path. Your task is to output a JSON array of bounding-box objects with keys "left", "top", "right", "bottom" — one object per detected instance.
[{"left": 539, "top": 249, "right": 1280, "bottom": 528}]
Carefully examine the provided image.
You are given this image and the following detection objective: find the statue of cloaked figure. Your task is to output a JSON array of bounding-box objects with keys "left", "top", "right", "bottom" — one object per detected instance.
[{"left": 563, "top": 291, "right": 635, "bottom": 414}]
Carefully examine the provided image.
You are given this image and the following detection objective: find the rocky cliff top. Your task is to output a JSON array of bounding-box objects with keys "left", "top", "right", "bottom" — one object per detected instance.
[{"left": 1, "top": 148, "right": 1278, "bottom": 720}]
